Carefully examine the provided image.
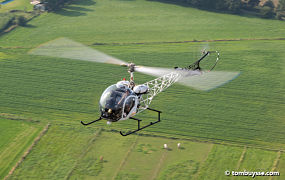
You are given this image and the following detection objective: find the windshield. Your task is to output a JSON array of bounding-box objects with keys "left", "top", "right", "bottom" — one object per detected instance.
[{"left": 99, "top": 84, "right": 135, "bottom": 121}]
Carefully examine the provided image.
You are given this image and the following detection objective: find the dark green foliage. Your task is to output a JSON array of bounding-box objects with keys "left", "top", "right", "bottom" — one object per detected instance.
[
  {"left": 278, "top": 0, "right": 285, "bottom": 10},
  {"left": 0, "top": 13, "right": 14, "bottom": 32},
  {"left": 188, "top": 0, "right": 201, "bottom": 7},
  {"left": 213, "top": 0, "right": 242, "bottom": 13},
  {"left": 191, "top": 0, "right": 242, "bottom": 13},
  {"left": 158, "top": 160, "right": 199, "bottom": 180},
  {"left": 259, "top": 5, "right": 275, "bottom": 18},
  {"left": 152, "top": 0, "right": 283, "bottom": 19},
  {"left": 276, "top": 0, "right": 285, "bottom": 20},
  {"left": 263, "top": 0, "right": 275, "bottom": 9},
  {"left": 15, "top": 15, "right": 27, "bottom": 26},
  {"left": 0, "top": 13, "right": 30, "bottom": 33},
  {"left": 225, "top": 0, "right": 242, "bottom": 13},
  {"left": 214, "top": 0, "right": 228, "bottom": 11},
  {"left": 276, "top": 11, "right": 285, "bottom": 20},
  {"left": 247, "top": 0, "right": 261, "bottom": 8},
  {"left": 152, "top": 0, "right": 243, "bottom": 14},
  {"left": 41, "top": 0, "right": 72, "bottom": 11}
]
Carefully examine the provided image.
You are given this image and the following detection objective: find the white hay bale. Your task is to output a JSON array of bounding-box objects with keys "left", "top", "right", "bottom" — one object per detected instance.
[{"left": 164, "top": 144, "right": 168, "bottom": 149}]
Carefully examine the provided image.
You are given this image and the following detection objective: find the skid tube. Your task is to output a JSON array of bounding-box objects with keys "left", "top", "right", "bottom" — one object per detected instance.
[
  {"left": 120, "top": 108, "right": 161, "bottom": 136},
  {"left": 81, "top": 117, "right": 102, "bottom": 126}
]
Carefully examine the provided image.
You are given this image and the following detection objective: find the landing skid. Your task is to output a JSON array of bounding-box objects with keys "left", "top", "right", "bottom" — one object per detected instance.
[
  {"left": 120, "top": 108, "right": 161, "bottom": 136},
  {"left": 81, "top": 117, "right": 102, "bottom": 126}
]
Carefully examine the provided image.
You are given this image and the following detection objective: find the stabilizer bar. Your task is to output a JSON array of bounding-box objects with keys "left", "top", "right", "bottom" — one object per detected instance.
[{"left": 175, "top": 51, "right": 219, "bottom": 71}]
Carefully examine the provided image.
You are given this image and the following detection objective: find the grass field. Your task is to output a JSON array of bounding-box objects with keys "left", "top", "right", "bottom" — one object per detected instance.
[
  {"left": 0, "top": 117, "right": 42, "bottom": 179},
  {"left": 7, "top": 129, "right": 282, "bottom": 179},
  {"left": 1, "top": 40, "right": 284, "bottom": 149},
  {"left": 0, "top": 0, "right": 285, "bottom": 48},
  {"left": 0, "top": 0, "right": 33, "bottom": 13},
  {"left": 274, "top": 153, "right": 285, "bottom": 180},
  {"left": 0, "top": 0, "right": 284, "bottom": 179},
  {"left": 0, "top": 0, "right": 34, "bottom": 34}
]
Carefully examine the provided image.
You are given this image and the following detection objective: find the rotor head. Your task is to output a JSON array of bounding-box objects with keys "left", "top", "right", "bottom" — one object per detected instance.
[{"left": 121, "top": 63, "right": 136, "bottom": 73}]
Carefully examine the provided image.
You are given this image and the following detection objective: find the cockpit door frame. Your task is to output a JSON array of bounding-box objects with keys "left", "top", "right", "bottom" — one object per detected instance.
[{"left": 120, "top": 95, "right": 138, "bottom": 120}]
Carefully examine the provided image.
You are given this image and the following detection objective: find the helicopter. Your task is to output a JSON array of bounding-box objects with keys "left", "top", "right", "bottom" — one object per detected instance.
[{"left": 29, "top": 37, "right": 240, "bottom": 136}]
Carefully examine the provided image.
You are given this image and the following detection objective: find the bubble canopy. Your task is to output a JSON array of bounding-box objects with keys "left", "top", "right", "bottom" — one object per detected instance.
[{"left": 99, "top": 84, "right": 136, "bottom": 121}]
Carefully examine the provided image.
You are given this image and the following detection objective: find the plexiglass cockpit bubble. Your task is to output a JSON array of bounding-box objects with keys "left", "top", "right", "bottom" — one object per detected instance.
[{"left": 99, "top": 84, "right": 137, "bottom": 121}]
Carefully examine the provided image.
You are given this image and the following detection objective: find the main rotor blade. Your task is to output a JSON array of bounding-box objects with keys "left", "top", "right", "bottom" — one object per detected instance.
[
  {"left": 29, "top": 37, "right": 126, "bottom": 65},
  {"left": 178, "top": 71, "right": 241, "bottom": 91},
  {"left": 135, "top": 66, "right": 240, "bottom": 91},
  {"left": 29, "top": 38, "right": 240, "bottom": 91},
  {"left": 135, "top": 66, "right": 174, "bottom": 77}
]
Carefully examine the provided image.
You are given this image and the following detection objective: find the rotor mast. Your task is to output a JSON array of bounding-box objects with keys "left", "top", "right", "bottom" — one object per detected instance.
[{"left": 126, "top": 63, "right": 136, "bottom": 89}]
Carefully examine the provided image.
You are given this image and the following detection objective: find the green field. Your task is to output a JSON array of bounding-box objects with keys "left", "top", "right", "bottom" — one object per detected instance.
[
  {"left": 0, "top": 117, "right": 42, "bottom": 179},
  {"left": 0, "top": 0, "right": 33, "bottom": 13},
  {"left": 1, "top": 40, "right": 284, "bottom": 149},
  {"left": 6, "top": 128, "right": 281, "bottom": 180},
  {"left": 0, "top": 0, "right": 34, "bottom": 34},
  {"left": 0, "top": 0, "right": 284, "bottom": 179}
]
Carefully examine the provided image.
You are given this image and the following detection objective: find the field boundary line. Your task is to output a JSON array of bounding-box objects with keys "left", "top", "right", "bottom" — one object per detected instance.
[
  {"left": 4, "top": 123, "right": 50, "bottom": 180},
  {"left": 236, "top": 146, "right": 247, "bottom": 170},
  {"left": 0, "top": 113, "right": 40, "bottom": 123},
  {"left": 232, "top": 146, "right": 247, "bottom": 180},
  {"left": 269, "top": 151, "right": 281, "bottom": 180},
  {"left": 112, "top": 135, "right": 139, "bottom": 180},
  {"left": 0, "top": 124, "right": 37, "bottom": 178},
  {"left": 91, "top": 37, "right": 285, "bottom": 46},
  {"left": 1, "top": 37, "right": 285, "bottom": 49},
  {"left": 0, "top": 126, "right": 35, "bottom": 160},
  {"left": 193, "top": 143, "right": 214, "bottom": 179},
  {"left": 150, "top": 151, "right": 167, "bottom": 180},
  {"left": 64, "top": 128, "right": 102, "bottom": 180},
  {"left": 99, "top": 129, "right": 285, "bottom": 153}
]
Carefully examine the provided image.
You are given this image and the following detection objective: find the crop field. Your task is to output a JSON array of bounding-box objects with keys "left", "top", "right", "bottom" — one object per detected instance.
[
  {"left": 0, "top": 0, "right": 284, "bottom": 179},
  {"left": 6, "top": 128, "right": 282, "bottom": 180},
  {"left": 0, "top": 116, "right": 42, "bottom": 179},
  {"left": 1, "top": 40, "right": 284, "bottom": 149},
  {"left": 1, "top": 118, "right": 280, "bottom": 179}
]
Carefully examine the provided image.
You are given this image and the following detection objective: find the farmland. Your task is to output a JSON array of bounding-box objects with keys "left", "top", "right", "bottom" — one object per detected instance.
[
  {"left": 0, "top": 0, "right": 33, "bottom": 13},
  {"left": 1, "top": 40, "right": 284, "bottom": 149},
  {"left": 0, "top": 0, "right": 284, "bottom": 179},
  {"left": 0, "top": 117, "right": 42, "bottom": 179},
  {"left": 7, "top": 128, "right": 283, "bottom": 180}
]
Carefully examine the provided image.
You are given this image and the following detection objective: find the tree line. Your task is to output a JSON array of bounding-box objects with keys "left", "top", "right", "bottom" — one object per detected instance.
[
  {"left": 40, "top": 0, "right": 285, "bottom": 20},
  {"left": 151, "top": 0, "right": 285, "bottom": 20}
]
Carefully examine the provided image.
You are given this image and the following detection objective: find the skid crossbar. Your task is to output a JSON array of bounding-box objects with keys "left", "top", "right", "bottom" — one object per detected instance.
[{"left": 120, "top": 108, "right": 161, "bottom": 136}]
